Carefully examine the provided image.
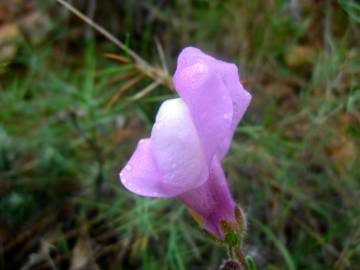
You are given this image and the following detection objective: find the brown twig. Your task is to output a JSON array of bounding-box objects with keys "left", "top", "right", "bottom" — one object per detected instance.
[
  {"left": 56, "top": 0, "right": 149, "bottom": 68},
  {"left": 106, "top": 74, "right": 144, "bottom": 109},
  {"left": 56, "top": 0, "right": 173, "bottom": 90},
  {"left": 104, "top": 53, "right": 131, "bottom": 64}
]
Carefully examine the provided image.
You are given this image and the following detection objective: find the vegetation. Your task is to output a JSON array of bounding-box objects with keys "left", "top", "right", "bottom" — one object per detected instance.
[{"left": 0, "top": 1, "right": 359, "bottom": 269}]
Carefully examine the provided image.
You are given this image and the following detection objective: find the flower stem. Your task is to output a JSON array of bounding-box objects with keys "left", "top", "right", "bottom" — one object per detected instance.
[
  {"left": 227, "top": 245, "right": 234, "bottom": 258},
  {"left": 234, "top": 245, "right": 250, "bottom": 270}
]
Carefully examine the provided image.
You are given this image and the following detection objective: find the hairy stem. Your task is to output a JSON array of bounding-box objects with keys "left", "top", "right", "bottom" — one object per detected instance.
[{"left": 234, "top": 245, "right": 249, "bottom": 270}]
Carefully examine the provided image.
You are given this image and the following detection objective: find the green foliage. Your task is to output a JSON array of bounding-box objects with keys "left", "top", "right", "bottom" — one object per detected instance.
[
  {"left": 339, "top": 0, "right": 360, "bottom": 23},
  {"left": 246, "top": 256, "right": 257, "bottom": 270},
  {"left": 0, "top": 0, "right": 359, "bottom": 269}
]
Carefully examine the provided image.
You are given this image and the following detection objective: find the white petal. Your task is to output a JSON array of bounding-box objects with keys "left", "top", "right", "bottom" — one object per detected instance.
[{"left": 151, "top": 98, "right": 207, "bottom": 190}]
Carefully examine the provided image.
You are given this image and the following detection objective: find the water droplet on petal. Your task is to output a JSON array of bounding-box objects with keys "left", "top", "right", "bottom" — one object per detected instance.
[
  {"left": 223, "top": 113, "right": 230, "bottom": 120},
  {"left": 126, "top": 164, "right": 132, "bottom": 171},
  {"left": 233, "top": 101, "right": 239, "bottom": 114}
]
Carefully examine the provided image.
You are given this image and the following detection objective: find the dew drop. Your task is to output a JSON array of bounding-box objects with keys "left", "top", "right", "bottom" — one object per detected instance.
[
  {"left": 223, "top": 113, "right": 230, "bottom": 120},
  {"left": 233, "top": 101, "right": 239, "bottom": 114},
  {"left": 125, "top": 164, "right": 132, "bottom": 171}
]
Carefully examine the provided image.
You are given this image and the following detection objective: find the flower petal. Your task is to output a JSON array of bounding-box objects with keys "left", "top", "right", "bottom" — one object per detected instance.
[
  {"left": 151, "top": 98, "right": 208, "bottom": 191},
  {"left": 179, "top": 157, "right": 236, "bottom": 238},
  {"left": 173, "top": 48, "right": 233, "bottom": 165},
  {"left": 215, "top": 62, "right": 252, "bottom": 159},
  {"left": 119, "top": 139, "right": 178, "bottom": 198}
]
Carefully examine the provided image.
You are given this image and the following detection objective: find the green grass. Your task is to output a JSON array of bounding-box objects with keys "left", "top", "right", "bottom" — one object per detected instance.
[{"left": 0, "top": 0, "right": 359, "bottom": 269}]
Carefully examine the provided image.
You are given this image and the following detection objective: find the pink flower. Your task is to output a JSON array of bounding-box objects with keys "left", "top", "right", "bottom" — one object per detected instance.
[{"left": 119, "top": 47, "right": 251, "bottom": 238}]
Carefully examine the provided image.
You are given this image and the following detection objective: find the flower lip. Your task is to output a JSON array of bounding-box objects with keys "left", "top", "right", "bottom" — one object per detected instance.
[
  {"left": 151, "top": 98, "right": 208, "bottom": 191},
  {"left": 174, "top": 59, "right": 210, "bottom": 91},
  {"left": 174, "top": 47, "right": 252, "bottom": 161},
  {"left": 119, "top": 138, "right": 179, "bottom": 198}
]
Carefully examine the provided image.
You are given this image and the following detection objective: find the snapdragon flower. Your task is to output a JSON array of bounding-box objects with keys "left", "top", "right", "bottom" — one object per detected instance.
[{"left": 119, "top": 47, "right": 251, "bottom": 239}]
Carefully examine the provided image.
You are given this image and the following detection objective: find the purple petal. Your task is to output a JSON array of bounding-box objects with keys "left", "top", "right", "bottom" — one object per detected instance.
[
  {"left": 173, "top": 48, "right": 233, "bottom": 165},
  {"left": 119, "top": 139, "right": 178, "bottom": 198},
  {"left": 178, "top": 157, "right": 236, "bottom": 238},
  {"left": 151, "top": 98, "right": 208, "bottom": 191},
  {"left": 215, "top": 62, "right": 252, "bottom": 159}
]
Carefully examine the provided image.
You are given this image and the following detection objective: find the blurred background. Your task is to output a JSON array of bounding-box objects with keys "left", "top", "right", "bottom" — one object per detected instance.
[{"left": 0, "top": 0, "right": 359, "bottom": 269}]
